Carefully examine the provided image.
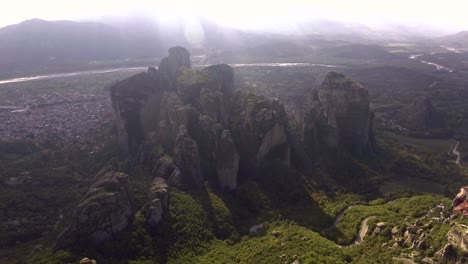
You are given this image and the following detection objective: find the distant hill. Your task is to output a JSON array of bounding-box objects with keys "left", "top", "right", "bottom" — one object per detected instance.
[
  {"left": 437, "top": 31, "right": 468, "bottom": 48},
  {"left": 0, "top": 19, "right": 133, "bottom": 74},
  {"left": 0, "top": 17, "right": 429, "bottom": 78},
  {"left": 0, "top": 18, "right": 256, "bottom": 78},
  {"left": 321, "top": 44, "right": 400, "bottom": 60}
]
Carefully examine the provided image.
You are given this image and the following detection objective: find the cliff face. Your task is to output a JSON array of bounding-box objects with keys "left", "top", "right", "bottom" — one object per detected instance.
[
  {"left": 301, "top": 72, "right": 376, "bottom": 157},
  {"left": 56, "top": 47, "right": 376, "bottom": 251},
  {"left": 109, "top": 50, "right": 375, "bottom": 184},
  {"left": 109, "top": 46, "right": 292, "bottom": 190},
  {"left": 230, "top": 91, "right": 291, "bottom": 172},
  {"left": 109, "top": 72, "right": 161, "bottom": 154}
]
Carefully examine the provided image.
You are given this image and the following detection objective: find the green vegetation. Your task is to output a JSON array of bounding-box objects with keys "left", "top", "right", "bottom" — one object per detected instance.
[
  {"left": 381, "top": 131, "right": 453, "bottom": 154},
  {"left": 26, "top": 250, "right": 74, "bottom": 264},
  {"left": 4, "top": 60, "right": 468, "bottom": 263},
  {"left": 335, "top": 195, "right": 451, "bottom": 244},
  {"left": 189, "top": 222, "right": 349, "bottom": 264}
]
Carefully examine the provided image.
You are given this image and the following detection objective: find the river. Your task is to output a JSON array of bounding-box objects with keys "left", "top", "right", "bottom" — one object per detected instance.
[
  {"left": 409, "top": 54, "right": 454, "bottom": 72},
  {"left": 0, "top": 67, "right": 148, "bottom": 85},
  {"left": 0, "top": 63, "right": 343, "bottom": 86}
]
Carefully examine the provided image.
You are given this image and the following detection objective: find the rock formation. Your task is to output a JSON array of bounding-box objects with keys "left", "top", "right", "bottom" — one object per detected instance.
[
  {"left": 146, "top": 177, "right": 169, "bottom": 226},
  {"left": 229, "top": 91, "right": 291, "bottom": 171},
  {"left": 109, "top": 46, "right": 299, "bottom": 190},
  {"left": 173, "top": 125, "right": 204, "bottom": 187},
  {"left": 397, "top": 96, "right": 445, "bottom": 131},
  {"left": 109, "top": 48, "right": 376, "bottom": 187},
  {"left": 109, "top": 73, "right": 160, "bottom": 154},
  {"left": 301, "top": 72, "right": 376, "bottom": 156},
  {"left": 54, "top": 46, "right": 377, "bottom": 252},
  {"left": 216, "top": 130, "right": 240, "bottom": 189},
  {"left": 446, "top": 224, "right": 468, "bottom": 255},
  {"left": 54, "top": 171, "right": 133, "bottom": 250},
  {"left": 159, "top": 46, "right": 191, "bottom": 90}
]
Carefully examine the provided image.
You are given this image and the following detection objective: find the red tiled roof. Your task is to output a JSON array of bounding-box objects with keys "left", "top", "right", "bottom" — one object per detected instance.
[{"left": 454, "top": 202, "right": 468, "bottom": 216}]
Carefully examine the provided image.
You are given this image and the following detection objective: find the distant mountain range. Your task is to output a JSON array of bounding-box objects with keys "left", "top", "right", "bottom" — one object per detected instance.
[
  {"left": 437, "top": 31, "right": 468, "bottom": 48},
  {"left": 0, "top": 19, "right": 169, "bottom": 77},
  {"left": 0, "top": 17, "right": 466, "bottom": 78},
  {"left": 0, "top": 18, "right": 258, "bottom": 77}
]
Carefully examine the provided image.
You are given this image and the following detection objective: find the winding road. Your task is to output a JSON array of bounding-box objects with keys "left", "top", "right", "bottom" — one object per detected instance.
[
  {"left": 449, "top": 140, "right": 461, "bottom": 165},
  {"left": 333, "top": 205, "right": 376, "bottom": 247}
]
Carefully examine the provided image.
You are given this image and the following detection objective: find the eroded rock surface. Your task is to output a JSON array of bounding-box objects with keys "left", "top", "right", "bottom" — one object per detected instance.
[
  {"left": 146, "top": 177, "right": 169, "bottom": 226},
  {"left": 302, "top": 72, "right": 376, "bottom": 156},
  {"left": 216, "top": 130, "right": 240, "bottom": 190},
  {"left": 159, "top": 46, "right": 191, "bottom": 90},
  {"left": 230, "top": 91, "right": 291, "bottom": 171},
  {"left": 447, "top": 223, "right": 468, "bottom": 254},
  {"left": 109, "top": 72, "right": 159, "bottom": 153},
  {"left": 54, "top": 171, "right": 133, "bottom": 250},
  {"left": 109, "top": 49, "right": 375, "bottom": 189},
  {"left": 174, "top": 125, "right": 204, "bottom": 188}
]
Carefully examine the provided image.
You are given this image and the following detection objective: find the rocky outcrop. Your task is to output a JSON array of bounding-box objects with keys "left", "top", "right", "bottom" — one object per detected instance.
[
  {"left": 159, "top": 46, "right": 191, "bottom": 91},
  {"left": 151, "top": 157, "right": 183, "bottom": 187},
  {"left": 54, "top": 171, "right": 133, "bottom": 250},
  {"left": 109, "top": 47, "right": 296, "bottom": 188},
  {"left": 397, "top": 96, "right": 445, "bottom": 131},
  {"left": 146, "top": 177, "right": 169, "bottom": 226},
  {"left": 156, "top": 92, "right": 199, "bottom": 150},
  {"left": 174, "top": 126, "right": 204, "bottom": 188},
  {"left": 109, "top": 49, "right": 375, "bottom": 191},
  {"left": 109, "top": 72, "right": 160, "bottom": 154},
  {"left": 230, "top": 91, "right": 291, "bottom": 171},
  {"left": 79, "top": 257, "right": 97, "bottom": 264},
  {"left": 216, "top": 130, "right": 240, "bottom": 190},
  {"left": 201, "top": 64, "right": 235, "bottom": 126},
  {"left": 447, "top": 223, "right": 468, "bottom": 254},
  {"left": 302, "top": 72, "right": 376, "bottom": 156}
]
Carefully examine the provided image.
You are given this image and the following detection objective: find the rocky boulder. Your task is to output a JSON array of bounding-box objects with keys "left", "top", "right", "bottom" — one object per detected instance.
[{"left": 54, "top": 171, "right": 133, "bottom": 251}]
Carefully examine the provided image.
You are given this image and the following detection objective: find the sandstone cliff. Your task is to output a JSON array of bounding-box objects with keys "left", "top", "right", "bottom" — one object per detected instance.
[
  {"left": 109, "top": 47, "right": 297, "bottom": 190},
  {"left": 55, "top": 47, "right": 377, "bottom": 252},
  {"left": 301, "top": 72, "right": 376, "bottom": 157}
]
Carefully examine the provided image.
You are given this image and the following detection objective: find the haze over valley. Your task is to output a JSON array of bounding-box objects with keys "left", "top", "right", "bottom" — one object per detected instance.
[{"left": 3, "top": 1, "right": 468, "bottom": 264}]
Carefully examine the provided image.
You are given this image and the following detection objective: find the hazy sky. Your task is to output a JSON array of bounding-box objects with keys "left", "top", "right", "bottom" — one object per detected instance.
[{"left": 2, "top": 0, "right": 468, "bottom": 32}]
